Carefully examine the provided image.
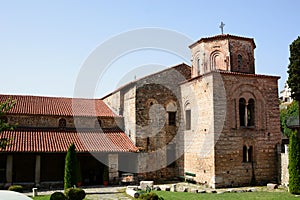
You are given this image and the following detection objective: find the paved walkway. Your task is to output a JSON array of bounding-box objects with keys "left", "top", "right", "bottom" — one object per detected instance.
[{"left": 25, "top": 186, "right": 132, "bottom": 200}]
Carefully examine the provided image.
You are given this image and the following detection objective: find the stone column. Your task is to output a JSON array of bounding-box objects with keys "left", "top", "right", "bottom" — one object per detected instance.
[
  {"left": 35, "top": 155, "right": 41, "bottom": 186},
  {"left": 108, "top": 154, "right": 118, "bottom": 183},
  {"left": 6, "top": 155, "right": 13, "bottom": 186}
]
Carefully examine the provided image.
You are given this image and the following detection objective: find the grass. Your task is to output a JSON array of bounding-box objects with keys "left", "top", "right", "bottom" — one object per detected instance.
[
  {"left": 155, "top": 190, "right": 299, "bottom": 200},
  {"left": 32, "top": 196, "right": 50, "bottom": 200},
  {"left": 30, "top": 190, "right": 300, "bottom": 200}
]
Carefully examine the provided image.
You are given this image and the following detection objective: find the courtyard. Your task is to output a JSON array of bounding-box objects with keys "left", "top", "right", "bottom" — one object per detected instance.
[{"left": 26, "top": 183, "right": 300, "bottom": 200}]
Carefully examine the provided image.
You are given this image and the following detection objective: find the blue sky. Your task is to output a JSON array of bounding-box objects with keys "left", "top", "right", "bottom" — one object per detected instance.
[{"left": 1, "top": 0, "right": 299, "bottom": 98}]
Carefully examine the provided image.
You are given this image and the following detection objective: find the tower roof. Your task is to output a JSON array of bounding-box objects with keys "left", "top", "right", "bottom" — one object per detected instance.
[{"left": 189, "top": 34, "right": 256, "bottom": 49}]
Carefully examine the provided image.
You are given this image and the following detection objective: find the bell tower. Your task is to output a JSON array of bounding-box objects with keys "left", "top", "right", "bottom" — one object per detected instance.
[{"left": 189, "top": 34, "right": 256, "bottom": 78}]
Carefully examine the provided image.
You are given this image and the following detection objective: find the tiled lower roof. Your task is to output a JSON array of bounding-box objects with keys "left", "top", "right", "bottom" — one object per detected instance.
[
  {"left": 0, "top": 129, "right": 138, "bottom": 153},
  {"left": 0, "top": 94, "right": 118, "bottom": 117}
]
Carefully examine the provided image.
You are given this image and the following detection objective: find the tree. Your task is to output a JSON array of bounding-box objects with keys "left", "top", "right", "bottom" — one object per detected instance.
[
  {"left": 287, "top": 36, "right": 300, "bottom": 102},
  {"left": 0, "top": 98, "right": 16, "bottom": 149},
  {"left": 64, "top": 143, "right": 81, "bottom": 190},
  {"left": 288, "top": 130, "right": 300, "bottom": 194},
  {"left": 287, "top": 36, "right": 300, "bottom": 194},
  {"left": 287, "top": 36, "right": 300, "bottom": 135},
  {"left": 280, "top": 101, "right": 299, "bottom": 137}
]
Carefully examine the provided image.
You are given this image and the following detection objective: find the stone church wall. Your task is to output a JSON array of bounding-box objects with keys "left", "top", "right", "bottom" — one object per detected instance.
[
  {"left": 213, "top": 73, "right": 281, "bottom": 188},
  {"left": 134, "top": 64, "right": 190, "bottom": 179},
  {"left": 180, "top": 73, "right": 216, "bottom": 186},
  {"left": 122, "top": 87, "right": 137, "bottom": 144}
]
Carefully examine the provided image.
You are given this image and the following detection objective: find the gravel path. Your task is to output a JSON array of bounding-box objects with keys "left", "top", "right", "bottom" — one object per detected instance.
[{"left": 25, "top": 186, "right": 132, "bottom": 200}]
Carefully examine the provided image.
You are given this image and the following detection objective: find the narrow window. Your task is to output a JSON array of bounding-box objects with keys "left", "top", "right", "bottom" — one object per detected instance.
[
  {"left": 168, "top": 112, "right": 176, "bottom": 126},
  {"left": 238, "top": 54, "right": 242, "bottom": 69},
  {"left": 248, "top": 146, "right": 253, "bottom": 162},
  {"left": 197, "top": 58, "right": 201, "bottom": 74},
  {"left": 243, "top": 145, "right": 253, "bottom": 162},
  {"left": 243, "top": 145, "right": 247, "bottom": 162},
  {"left": 239, "top": 98, "right": 246, "bottom": 126},
  {"left": 247, "top": 99, "right": 255, "bottom": 126},
  {"left": 185, "top": 110, "right": 191, "bottom": 130},
  {"left": 58, "top": 118, "right": 66, "bottom": 128}
]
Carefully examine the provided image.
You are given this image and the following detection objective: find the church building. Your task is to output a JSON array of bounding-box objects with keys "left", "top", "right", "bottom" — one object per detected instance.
[{"left": 0, "top": 34, "right": 281, "bottom": 189}]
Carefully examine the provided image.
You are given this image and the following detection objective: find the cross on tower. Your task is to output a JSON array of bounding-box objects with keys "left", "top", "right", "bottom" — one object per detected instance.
[{"left": 219, "top": 22, "right": 225, "bottom": 34}]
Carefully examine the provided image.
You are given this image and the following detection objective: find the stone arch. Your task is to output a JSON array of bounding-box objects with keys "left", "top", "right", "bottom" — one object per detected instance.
[
  {"left": 192, "top": 51, "right": 203, "bottom": 76},
  {"left": 166, "top": 100, "right": 177, "bottom": 126},
  {"left": 146, "top": 98, "right": 158, "bottom": 107},
  {"left": 210, "top": 50, "right": 225, "bottom": 71},
  {"left": 166, "top": 100, "right": 177, "bottom": 112},
  {"left": 230, "top": 83, "right": 266, "bottom": 129},
  {"left": 58, "top": 118, "right": 66, "bottom": 128}
]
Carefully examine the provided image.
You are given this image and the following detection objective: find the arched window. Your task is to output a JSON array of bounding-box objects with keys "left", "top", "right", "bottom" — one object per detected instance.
[
  {"left": 185, "top": 102, "right": 191, "bottom": 130},
  {"left": 185, "top": 109, "right": 191, "bottom": 130},
  {"left": 239, "top": 98, "right": 246, "bottom": 126},
  {"left": 243, "top": 145, "right": 247, "bottom": 162},
  {"left": 248, "top": 146, "right": 253, "bottom": 162},
  {"left": 197, "top": 58, "right": 201, "bottom": 74},
  {"left": 247, "top": 99, "right": 255, "bottom": 126},
  {"left": 166, "top": 101, "right": 177, "bottom": 126},
  {"left": 243, "top": 145, "right": 253, "bottom": 163},
  {"left": 238, "top": 54, "right": 242, "bottom": 69},
  {"left": 58, "top": 118, "right": 66, "bottom": 128},
  {"left": 210, "top": 51, "right": 225, "bottom": 70}
]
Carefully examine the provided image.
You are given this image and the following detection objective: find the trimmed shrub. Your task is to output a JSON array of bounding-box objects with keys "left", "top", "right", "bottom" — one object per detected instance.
[
  {"left": 50, "top": 192, "right": 67, "bottom": 200},
  {"left": 139, "top": 192, "right": 164, "bottom": 200},
  {"left": 288, "top": 130, "right": 300, "bottom": 194},
  {"left": 8, "top": 185, "right": 23, "bottom": 193},
  {"left": 65, "top": 188, "right": 86, "bottom": 200},
  {"left": 64, "top": 143, "right": 81, "bottom": 190}
]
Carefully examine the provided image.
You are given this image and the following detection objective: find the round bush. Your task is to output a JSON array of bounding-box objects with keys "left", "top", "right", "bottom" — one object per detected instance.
[
  {"left": 139, "top": 192, "right": 160, "bottom": 200},
  {"left": 65, "top": 188, "right": 86, "bottom": 200},
  {"left": 50, "top": 192, "right": 67, "bottom": 200},
  {"left": 8, "top": 185, "right": 23, "bottom": 193}
]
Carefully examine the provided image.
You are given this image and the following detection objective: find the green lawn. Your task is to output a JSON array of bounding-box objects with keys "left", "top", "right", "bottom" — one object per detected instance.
[
  {"left": 31, "top": 191, "right": 299, "bottom": 200},
  {"left": 32, "top": 196, "right": 50, "bottom": 200},
  {"left": 155, "top": 191, "right": 299, "bottom": 200}
]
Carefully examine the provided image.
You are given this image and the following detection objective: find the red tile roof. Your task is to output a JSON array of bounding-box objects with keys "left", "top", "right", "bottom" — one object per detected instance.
[
  {"left": 180, "top": 70, "right": 280, "bottom": 84},
  {"left": 189, "top": 34, "right": 256, "bottom": 48},
  {"left": 0, "top": 94, "right": 118, "bottom": 117},
  {"left": 0, "top": 129, "right": 138, "bottom": 153}
]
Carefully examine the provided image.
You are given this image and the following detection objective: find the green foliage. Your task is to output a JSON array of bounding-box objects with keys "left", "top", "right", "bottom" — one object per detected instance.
[
  {"left": 0, "top": 98, "right": 16, "bottom": 149},
  {"left": 280, "top": 101, "right": 299, "bottom": 137},
  {"left": 288, "top": 130, "right": 300, "bottom": 194},
  {"left": 8, "top": 185, "right": 23, "bottom": 193},
  {"left": 50, "top": 192, "right": 67, "bottom": 200},
  {"left": 155, "top": 190, "right": 299, "bottom": 200},
  {"left": 65, "top": 188, "right": 86, "bottom": 200},
  {"left": 64, "top": 143, "right": 81, "bottom": 190},
  {"left": 139, "top": 192, "right": 163, "bottom": 200},
  {"left": 287, "top": 36, "right": 300, "bottom": 100}
]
